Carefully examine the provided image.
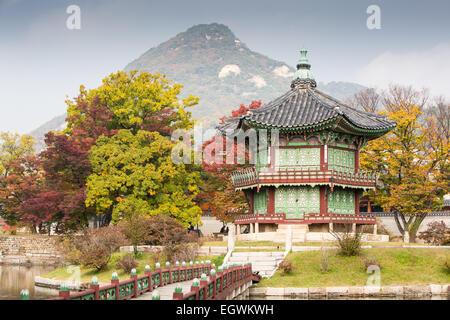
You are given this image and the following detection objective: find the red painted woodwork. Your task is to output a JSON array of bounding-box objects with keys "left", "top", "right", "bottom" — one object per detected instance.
[
  {"left": 320, "top": 186, "right": 327, "bottom": 215},
  {"left": 233, "top": 212, "right": 376, "bottom": 225},
  {"left": 267, "top": 188, "right": 275, "bottom": 214},
  {"left": 354, "top": 148, "right": 359, "bottom": 173},
  {"left": 355, "top": 190, "right": 360, "bottom": 215}
]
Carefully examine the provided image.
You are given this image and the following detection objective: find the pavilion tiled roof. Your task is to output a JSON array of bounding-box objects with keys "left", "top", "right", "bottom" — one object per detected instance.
[
  {"left": 217, "top": 49, "right": 395, "bottom": 136},
  {"left": 218, "top": 87, "right": 395, "bottom": 134}
]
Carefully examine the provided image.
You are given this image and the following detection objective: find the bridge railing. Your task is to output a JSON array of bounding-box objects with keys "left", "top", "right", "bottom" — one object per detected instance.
[
  {"left": 46, "top": 260, "right": 214, "bottom": 300},
  {"left": 172, "top": 263, "right": 253, "bottom": 300}
]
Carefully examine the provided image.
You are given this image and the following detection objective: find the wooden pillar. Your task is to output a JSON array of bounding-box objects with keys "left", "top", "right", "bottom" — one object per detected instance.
[
  {"left": 255, "top": 222, "right": 259, "bottom": 233},
  {"left": 368, "top": 200, "right": 372, "bottom": 213},
  {"left": 320, "top": 186, "right": 327, "bottom": 215},
  {"left": 354, "top": 148, "right": 359, "bottom": 173},
  {"left": 320, "top": 145, "right": 328, "bottom": 170},
  {"left": 352, "top": 223, "right": 356, "bottom": 233},
  {"left": 329, "top": 222, "right": 333, "bottom": 232},
  {"left": 267, "top": 188, "right": 275, "bottom": 215},
  {"left": 355, "top": 190, "right": 360, "bottom": 215},
  {"left": 373, "top": 224, "right": 378, "bottom": 235},
  {"left": 250, "top": 223, "right": 254, "bottom": 233}
]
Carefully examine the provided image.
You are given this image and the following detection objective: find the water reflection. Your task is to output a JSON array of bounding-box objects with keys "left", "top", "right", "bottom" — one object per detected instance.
[{"left": 0, "top": 265, "right": 59, "bottom": 300}]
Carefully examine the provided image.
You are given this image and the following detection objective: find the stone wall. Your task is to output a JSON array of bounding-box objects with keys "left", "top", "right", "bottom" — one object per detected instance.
[{"left": 0, "top": 236, "right": 63, "bottom": 266}]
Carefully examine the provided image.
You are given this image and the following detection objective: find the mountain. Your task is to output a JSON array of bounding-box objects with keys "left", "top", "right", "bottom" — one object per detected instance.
[{"left": 30, "top": 23, "right": 366, "bottom": 148}]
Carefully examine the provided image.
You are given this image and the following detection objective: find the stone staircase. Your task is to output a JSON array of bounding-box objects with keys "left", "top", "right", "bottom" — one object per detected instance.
[
  {"left": 228, "top": 251, "right": 285, "bottom": 278},
  {"left": 275, "top": 224, "right": 308, "bottom": 242}
]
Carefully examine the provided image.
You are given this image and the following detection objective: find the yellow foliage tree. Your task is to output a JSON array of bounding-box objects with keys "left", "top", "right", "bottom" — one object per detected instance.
[{"left": 360, "top": 101, "right": 449, "bottom": 242}]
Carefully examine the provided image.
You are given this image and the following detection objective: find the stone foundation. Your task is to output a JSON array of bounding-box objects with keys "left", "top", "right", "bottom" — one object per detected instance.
[
  {"left": 250, "top": 284, "right": 450, "bottom": 298},
  {"left": 0, "top": 236, "right": 63, "bottom": 266},
  {"left": 224, "top": 231, "right": 389, "bottom": 243}
]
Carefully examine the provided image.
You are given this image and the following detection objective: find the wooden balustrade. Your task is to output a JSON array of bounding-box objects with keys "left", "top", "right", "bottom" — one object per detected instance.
[
  {"left": 46, "top": 261, "right": 221, "bottom": 300},
  {"left": 234, "top": 212, "right": 377, "bottom": 225},
  {"left": 172, "top": 263, "right": 253, "bottom": 300},
  {"left": 230, "top": 167, "right": 377, "bottom": 189}
]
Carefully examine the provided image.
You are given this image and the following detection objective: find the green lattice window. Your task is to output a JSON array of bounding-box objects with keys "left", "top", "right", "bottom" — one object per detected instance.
[
  {"left": 276, "top": 147, "right": 320, "bottom": 170},
  {"left": 328, "top": 148, "right": 355, "bottom": 172},
  {"left": 275, "top": 186, "right": 320, "bottom": 218},
  {"left": 328, "top": 188, "right": 355, "bottom": 214},
  {"left": 254, "top": 189, "right": 267, "bottom": 214}
]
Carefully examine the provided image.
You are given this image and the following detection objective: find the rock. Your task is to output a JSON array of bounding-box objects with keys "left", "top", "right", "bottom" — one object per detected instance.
[
  {"left": 308, "top": 287, "right": 326, "bottom": 297},
  {"left": 429, "top": 284, "right": 442, "bottom": 295},
  {"left": 348, "top": 286, "right": 364, "bottom": 296},
  {"left": 380, "top": 286, "right": 403, "bottom": 296},
  {"left": 265, "top": 287, "right": 285, "bottom": 296},
  {"left": 404, "top": 285, "right": 431, "bottom": 297},
  {"left": 249, "top": 287, "right": 267, "bottom": 296},
  {"left": 285, "top": 287, "right": 308, "bottom": 297},
  {"left": 326, "top": 287, "right": 348, "bottom": 296}
]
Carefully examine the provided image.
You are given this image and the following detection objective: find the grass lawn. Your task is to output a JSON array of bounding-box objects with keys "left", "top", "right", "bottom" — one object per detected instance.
[
  {"left": 41, "top": 252, "right": 225, "bottom": 284},
  {"left": 258, "top": 247, "right": 450, "bottom": 288}
]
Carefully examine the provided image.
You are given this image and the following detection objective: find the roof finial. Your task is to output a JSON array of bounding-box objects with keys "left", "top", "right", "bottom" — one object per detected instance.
[{"left": 291, "top": 48, "right": 316, "bottom": 89}]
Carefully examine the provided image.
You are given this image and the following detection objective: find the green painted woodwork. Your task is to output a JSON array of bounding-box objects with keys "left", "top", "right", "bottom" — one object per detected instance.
[
  {"left": 119, "top": 282, "right": 134, "bottom": 298},
  {"left": 99, "top": 287, "right": 116, "bottom": 300},
  {"left": 275, "top": 186, "right": 320, "bottom": 218},
  {"left": 276, "top": 147, "right": 320, "bottom": 170},
  {"left": 328, "top": 147, "right": 354, "bottom": 171},
  {"left": 254, "top": 189, "right": 267, "bottom": 214},
  {"left": 328, "top": 187, "right": 355, "bottom": 214}
]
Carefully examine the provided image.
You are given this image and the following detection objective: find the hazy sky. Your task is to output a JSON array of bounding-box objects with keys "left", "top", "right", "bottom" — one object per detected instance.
[{"left": 1, "top": 0, "right": 449, "bottom": 133}]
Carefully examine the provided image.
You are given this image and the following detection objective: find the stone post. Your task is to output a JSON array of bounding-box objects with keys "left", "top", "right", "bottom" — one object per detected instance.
[
  {"left": 329, "top": 222, "right": 333, "bottom": 232},
  {"left": 352, "top": 223, "right": 356, "bottom": 234},
  {"left": 228, "top": 224, "right": 235, "bottom": 252},
  {"left": 285, "top": 225, "right": 292, "bottom": 252},
  {"left": 255, "top": 222, "right": 259, "bottom": 233},
  {"left": 250, "top": 223, "right": 254, "bottom": 233},
  {"left": 373, "top": 224, "right": 377, "bottom": 235},
  {"left": 236, "top": 224, "right": 240, "bottom": 235}
]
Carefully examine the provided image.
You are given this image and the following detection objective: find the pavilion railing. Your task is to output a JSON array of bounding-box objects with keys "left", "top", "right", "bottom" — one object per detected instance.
[
  {"left": 230, "top": 167, "right": 378, "bottom": 189},
  {"left": 172, "top": 263, "right": 253, "bottom": 300},
  {"left": 233, "top": 212, "right": 377, "bottom": 225},
  {"left": 46, "top": 260, "right": 214, "bottom": 300}
]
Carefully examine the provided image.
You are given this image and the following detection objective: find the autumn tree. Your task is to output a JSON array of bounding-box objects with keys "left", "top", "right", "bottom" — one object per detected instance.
[
  {"left": 360, "top": 94, "right": 449, "bottom": 242},
  {"left": 197, "top": 100, "right": 261, "bottom": 222},
  {"left": 85, "top": 129, "right": 201, "bottom": 226},
  {"left": 0, "top": 132, "right": 35, "bottom": 177},
  {"left": 65, "top": 70, "right": 198, "bottom": 137}
]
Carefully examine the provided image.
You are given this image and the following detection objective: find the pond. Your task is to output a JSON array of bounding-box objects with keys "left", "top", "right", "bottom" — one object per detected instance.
[{"left": 0, "top": 265, "right": 59, "bottom": 300}]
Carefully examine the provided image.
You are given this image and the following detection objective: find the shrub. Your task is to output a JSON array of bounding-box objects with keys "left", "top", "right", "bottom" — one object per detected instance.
[
  {"left": 118, "top": 214, "right": 153, "bottom": 257},
  {"left": 116, "top": 253, "right": 138, "bottom": 274},
  {"left": 331, "top": 225, "right": 363, "bottom": 256},
  {"left": 144, "top": 215, "right": 190, "bottom": 246},
  {"left": 364, "top": 258, "right": 382, "bottom": 270},
  {"left": 67, "top": 226, "right": 127, "bottom": 271},
  {"left": 164, "top": 243, "right": 199, "bottom": 263},
  {"left": 279, "top": 260, "right": 294, "bottom": 274},
  {"left": 418, "top": 221, "right": 450, "bottom": 245}
]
